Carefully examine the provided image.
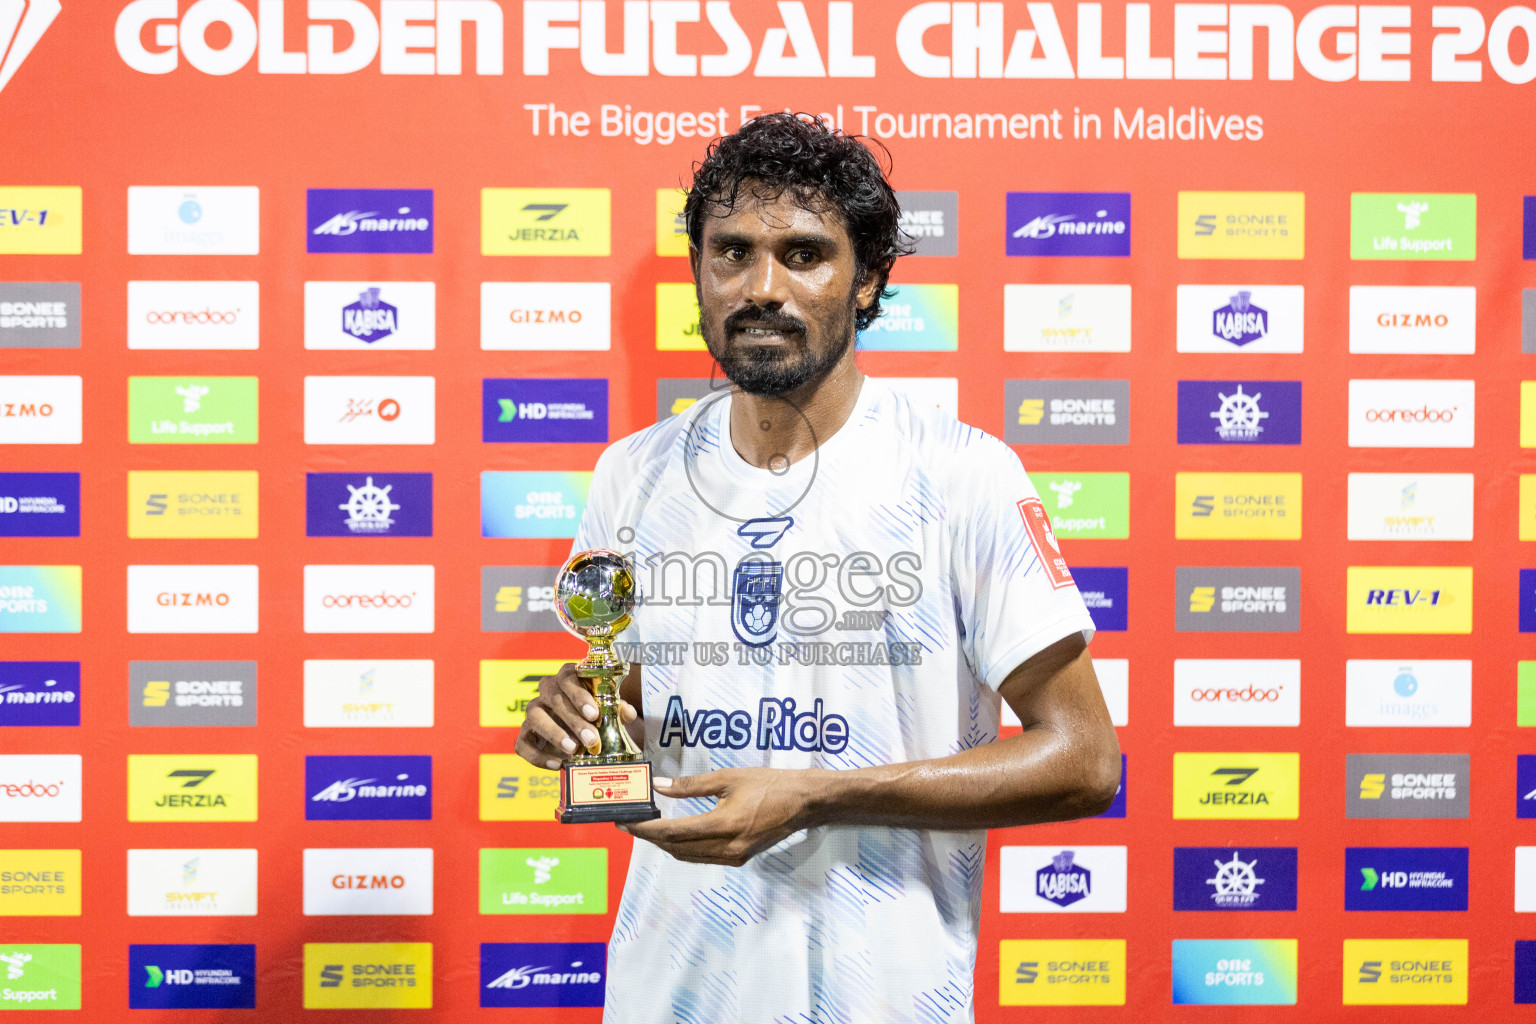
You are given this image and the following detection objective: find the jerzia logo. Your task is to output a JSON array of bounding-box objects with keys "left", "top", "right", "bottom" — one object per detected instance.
[{"left": 0, "top": 1, "right": 60, "bottom": 99}]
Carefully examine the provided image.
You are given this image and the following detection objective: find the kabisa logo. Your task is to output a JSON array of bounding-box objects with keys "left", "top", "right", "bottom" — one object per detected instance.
[
  {"left": 1346, "top": 847, "right": 1467, "bottom": 911},
  {"left": 482, "top": 378, "right": 609, "bottom": 443},
  {"left": 1173, "top": 753, "right": 1300, "bottom": 820},
  {"left": 657, "top": 695, "right": 848, "bottom": 754},
  {"left": 999, "top": 845, "right": 1126, "bottom": 912},
  {"left": 126, "top": 755, "right": 257, "bottom": 822},
  {"left": 732, "top": 560, "right": 785, "bottom": 647},
  {"left": 342, "top": 288, "right": 398, "bottom": 343},
  {"left": 1347, "top": 754, "right": 1469, "bottom": 819},
  {"left": 0, "top": 283, "right": 79, "bottom": 348},
  {"left": 1211, "top": 291, "right": 1268, "bottom": 346},
  {"left": 1005, "top": 192, "right": 1130, "bottom": 257},
  {"left": 0, "top": 661, "right": 79, "bottom": 727},
  {"left": 480, "top": 942, "right": 605, "bottom": 1008},
  {"left": 1036, "top": 850, "right": 1091, "bottom": 907},
  {"left": 305, "top": 473, "right": 432, "bottom": 538},
  {"left": 303, "top": 943, "right": 432, "bottom": 1010},
  {"left": 306, "top": 755, "right": 431, "bottom": 821},
  {"left": 307, "top": 190, "right": 433, "bottom": 254},
  {"left": 0, "top": 1, "right": 60, "bottom": 100},
  {"left": 1173, "top": 847, "right": 1298, "bottom": 911},
  {"left": 129, "top": 944, "right": 255, "bottom": 1010},
  {"left": 1176, "top": 381, "right": 1301, "bottom": 445}
]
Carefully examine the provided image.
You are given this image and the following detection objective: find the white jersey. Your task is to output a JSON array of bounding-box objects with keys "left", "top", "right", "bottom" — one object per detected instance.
[{"left": 571, "top": 377, "right": 1095, "bottom": 1024}]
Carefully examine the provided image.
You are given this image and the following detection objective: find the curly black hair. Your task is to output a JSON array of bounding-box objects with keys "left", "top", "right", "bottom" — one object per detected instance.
[{"left": 684, "top": 112, "right": 912, "bottom": 332}]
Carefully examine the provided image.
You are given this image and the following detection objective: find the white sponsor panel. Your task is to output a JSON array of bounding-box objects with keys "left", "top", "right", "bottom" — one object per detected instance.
[
  {"left": 126, "top": 848, "right": 259, "bottom": 917},
  {"left": 0, "top": 754, "right": 81, "bottom": 822},
  {"left": 0, "top": 375, "right": 82, "bottom": 443},
  {"left": 1349, "top": 286, "right": 1476, "bottom": 354},
  {"left": 1173, "top": 660, "right": 1301, "bottom": 727},
  {"left": 302, "top": 848, "right": 434, "bottom": 916},
  {"left": 304, "top": 565, "right": 434, "bottom": 634},
  {"left": 878, "top": 377, "right": 958, "bottom": 418},
  {"left": 303, "top": 376, "right": 435, "bottom": 445},
  {"left": 127, "top": 281, "right": 260, "bottom": 350},
  {"left": 304, "top": 281, "right": 436, "bottom": 350},
  {"left": 1003, "top": 284, "right": 1131, "bottom": 353},
  {"left": 126, "top": 565, "right": 259, "bottom": 634},
  {"left": 481, "top": 282, "right": 611, "bottom": 350},
  {"left": 1348, "top": 379, "right": 1475, "bottom": 448},
  {"left": 127, "top": 186, "right": 260, "bottom": 255},
  {"left": 999, "top": 845, "right": 1127, "bottom": 913},
  {"left": 1347, "top": 473, "right": 1474, "bottom": 541},
  {"left": 1176, "top": 285, "right": 1305, "bottom": 353},
  {"left": 1004, "top": 659, "right": 1127, "bottom": 728},
  {"left": 1518, "top": 847, "right": 1536, "bottom": 913},
  {"left": 303, "top": 659, "right": 435, "bottom": 727},
  {"left": 1345, "top": 660, "right": 1472, "bottom": 728}
]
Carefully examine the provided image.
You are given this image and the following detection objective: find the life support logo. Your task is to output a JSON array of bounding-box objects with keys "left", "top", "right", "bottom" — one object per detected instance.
[{"left": 732, "top": 560, "right": 784, "bottom": 647}]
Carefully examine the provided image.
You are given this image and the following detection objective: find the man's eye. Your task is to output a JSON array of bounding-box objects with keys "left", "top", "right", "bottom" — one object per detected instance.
[
  {"left": 788, "top": 250, "right": 817, "bottom": 265},
  {"left": 724, "top": 246, "right": 748, "bottom": 261}
]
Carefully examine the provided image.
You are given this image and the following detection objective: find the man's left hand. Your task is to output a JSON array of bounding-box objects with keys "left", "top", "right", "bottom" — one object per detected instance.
[{"left": 622, "top": 768, "right": 824, "bottom": 867}]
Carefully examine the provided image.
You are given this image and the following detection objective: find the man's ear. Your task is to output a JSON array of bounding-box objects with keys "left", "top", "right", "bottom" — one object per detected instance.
[
  {"left": 854, "top": 268, "right": 882, "bottom": 310},
  {"left": 689, "top": 241, "right": 701, "bottom": 283}
]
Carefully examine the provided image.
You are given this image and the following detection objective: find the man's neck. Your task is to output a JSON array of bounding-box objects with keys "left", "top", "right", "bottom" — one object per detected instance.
[{"left": 726, "top": 357, "right": 864, "bottom": 470}]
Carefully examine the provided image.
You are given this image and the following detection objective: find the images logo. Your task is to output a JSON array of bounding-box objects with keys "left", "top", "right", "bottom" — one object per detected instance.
[
  {"left": 305, "top": 473, "right": 432, "bottom": 538},
  {"left": 481, "top": 567, "right": 565, "bottom": 632},
  {"left": 305, "top": 755, "right": 431, "bottom": 821},
  {"left": 480, "top": 660, "right": 565, "bottom": 727},
  {"left": 1005, "top": 192, "right": 1130, "bottom": 257},
  {"left": 303, "top": 659, "right": 434, "bottom": 729},
  {"left": 303, "top": 564, "right": 434, "bottom": 634},
  {"left": 1346, "top": 847, "right": 1467, "bottom": 911},
  {"left": 0, "top": 473, "right": 77, "bottom": 538},
  {"left": 1351, "top": 193, "right": 1476, "bottom": 261},
  {"left": 480, "top": 848, "right": 607, "bottom": 915},
  {"left": 1172, "top": 753, "right": 1300, "bottom": 820},
  {"left": 0, "top": 282, "right": 79, "bottom": 347},
  {"left": 126, "top": 564, "right": 258, "bottom": 634},
  {"left": 1346, "top": 754, "right": 1468, "bottom": 819},
  {"left": 303, "top": 848, "right": 433, "bottom": 916},
  {"left": 1346, "top": 566, "right": 1471, "bottom": 634},
  {"left": 1173, "top": 847, "right": 1297, "bottom": 911},
  {"left": 1175, "top": 568, "right": 1299, "bottom": 633},
  {"left": 127, "top": 376, "right": 258, "bottom": 444},
  {"left": 0, "top": 661, "right": 78, "bottom": 727},
  {"left": 1345, "top": 660, "right": 1471, "bottom": 728},
  {"left": 480, "top": 942, "right": 605, "bottom": 1008},
  {"left": 480, "top": 281, "right": 611, "bottom": 350},
  {"left": 127, "top": 280, "right": 259, "bottom": 350},
  {"left": 0, "top": 186, "right": 80, "bottom": 255},
  {"left": 1172, "top": 939, "right": 1297, "bottom": 1005},
  {"left": 482, "top": 188, "right": 610, "bottom": 256},
  {"left": 999, "top": 940, "right": 1125, "bottom": 1006},
  {"left": 126, "top": 187, "right": 259, "bottom": 255},
  {"left": 1175, "top": 473, "right": 1302, "bottom": 540},
  {"left": 307, "top": 189, "right": 432, "bottom": 254},
  {"left": 1027, "top": 472, "right": 1129, "bottom": 539},
  {"left": 1004, "top": 380, "right": 1129, "bottom": 445},
  {"left": 129, "top": 944, "right": 254, "bottom": 1010},
  {"left": 0, "top": 374, "right": 81, "bottom": 444},
  {"left": 999, "top": 846, "right": 1126, "bottom": 913},
  {"left": 0, "top": 754, "right": 79, "bottom": 822},
  {"left": 1176, "top": 285, "right": 1305, "bottom": 352},
  {"left": 1342, "top": 939, "right": 1466, "bottom": 1005},
  {"left": 304, "top": 943, "right": 432, "bottom": 1009},
  {"left": 126, "top": 848, "right": 258, "bottom": 917},
  {"left": 1177, "top": 191, "right": 1304, "bottom": 259},
  {"left": 1173, "top": 660, "right": 1300, "bottom": 727},
  {"left": 481, "top": 471, "right": 591, "bottom": 539},
  {"left": 0, "top": 849, "right": 79, "bottom": 916},
  {"left": 129, "top": 661, "right": 256, "bottom": 728},
  {"left": 857, "top": 284, "right": 959, "bottom": 351},
  {"left": 482, "top": 378, "right": 608, "bottom": 443},
  {"left": 479, "top": 755, "right": 561, "bottom": 821},
  {"left": 1003, "top": 284, "right": 1132, "bottom": 352},
  {"left": 1348, "top": 473, "right": 1474, "bottom": 541},
  {"left": 0, "top": 944, "right": 80, "bottom": 1010},
  {"left": 126, "top": 755, "right": 258, "bottom": 822},
  {"left": 303, "top": 375, "right": 435, "bottom": 445},
  {"left": 127, "top": 471, "right": 258, "bottom": 540},
  {"left": 1177, "top": 381, "right": 1301, "bottom": 445},
  {"left": 0, "top": 565, "right": 80, "bottom": 633}
]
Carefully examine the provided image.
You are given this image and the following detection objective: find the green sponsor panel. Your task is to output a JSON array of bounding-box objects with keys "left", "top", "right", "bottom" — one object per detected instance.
[
  {"left": 1520, "top": 662, "right": 1536, "bottom": 726},
  {"left": 0, "top": 944, "right": 82, "bottom": 1010},
  {"left": 479, "top": 847, "right": 607, "bottom": 914},
  {"left": 1027, "top": 472, "right": 1130, "bottom": 539},
  {"left": 128, "top": 376, "right": 258, "bottom": 444},
  {"left": 1350, "top": 193, "right": 1476, "bottom": 261}
]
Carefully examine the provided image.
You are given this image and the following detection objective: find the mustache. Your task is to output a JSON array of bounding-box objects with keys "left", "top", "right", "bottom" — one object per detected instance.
[{"left": 723, "top": 307, "right": 806, "bottom": 337}]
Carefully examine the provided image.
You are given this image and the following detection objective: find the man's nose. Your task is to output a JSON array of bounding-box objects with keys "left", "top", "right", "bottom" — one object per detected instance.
[{"left": 742, "top": 253, "right": 789, "bottom": 307}]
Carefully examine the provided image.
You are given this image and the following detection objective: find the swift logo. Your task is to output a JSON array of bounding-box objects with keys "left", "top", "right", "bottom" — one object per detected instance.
[{"left": 0, "top": 0, "right": 60, "bottom": 97}]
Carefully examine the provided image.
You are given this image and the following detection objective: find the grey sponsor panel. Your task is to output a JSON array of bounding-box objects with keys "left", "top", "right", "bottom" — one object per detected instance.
[
  {"left": 655, "top": 378, "right": 718, "bottom": 422},
  {"left": 1003, "top": 379, "right": 1130, "bottom": 445},
  {"left": 1175, "top": 567, "right": 1300, "bottom": 632},
  {"left": 895, "top": 191, "right": 959, "bottom": 257},
  {"left": 1524, "top": 289, "right": 1536, "bottom": 354},
  {"left": 1345, "top": 753, "right": 1469, "bottom": 819},
  {"left": 128, "top": 660, "right": 257, "bottom": 726},
  {"left": 482, "top": 566, "right": 564, "bottom": 632},
  {"left": 0, "top": 283, "right": 80, "bottom": 348}
]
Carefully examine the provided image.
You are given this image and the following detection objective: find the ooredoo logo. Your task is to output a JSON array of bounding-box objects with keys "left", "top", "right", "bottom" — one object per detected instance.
[
  {"left": 1174, "top": 661, "right": 1301, "bottom": 726},
  {"left": 127, "top": 565, "right": 258, "bottom": 634},
  {"left": 1365, "top": 406, "right": 1457, "bottom": 423},
  {"left": 304, "top": 565, "right": 434, "bottom": 634},
  {"left": 0, "top": 755, "right": 80, "bottom": 822},
  {"left": 1349, "top": 380, "right": 1474, "bottom": 448},
  {"left": 128, "top": 282, "right": 259, "bottom": 350}
]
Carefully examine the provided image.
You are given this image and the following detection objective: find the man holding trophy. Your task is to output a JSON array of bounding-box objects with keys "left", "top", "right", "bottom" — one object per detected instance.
[{"left": 515, "top": 113, "right": 1121, "bottom": 1023}]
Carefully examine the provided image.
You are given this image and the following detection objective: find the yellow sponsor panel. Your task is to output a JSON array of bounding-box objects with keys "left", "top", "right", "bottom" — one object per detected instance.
[
  {"left": 304, "top": 943, "right": 432, "bottom": 1009},
  {"left": 479, "top": 754, "right": 561, "bottom": 821},
  {"left": 1523, "top": 475, "right": 1536, "bottom": 541},
  {"left": 126, "top": 754, "right": 257, "bottom": 822},
  {"left": 1346, "top": 566, "right": 1472, "bottom": 634},
  {"left": 0, "top": 187, "right": 83, "bottom": 254},
  {"left": 1342, "top": 939, "right": 1466, "bottom": 1005},
  {"left": 1172, "top": 752, "right": 1299, "bottom": 819},
  {"left": 1523, "top": 382, "right": 1536, "bottom": 448},
  {"left": 656, "top": 188, "right": 689, "bottom": 256},
  {"left": 1175, "top": 472, "right": 1302, "bottom": 540},
  {"left": 127, "top": 471, "right": 259, "bottom": 539},
  {"left": 656, "top": 282, "right": 704, "bottom": 350},
  {"left": 1177, "top": 191, "right": 1305, "bottom": 260},
  {"left": 999, "top": 940, "right": 1126, "bottom": 1006},
  {"left": 480, "top": 659, "right": 566, "bottom": 727},
  {"left": 481, "top": 188, "right": 610, "bottom": 256},
  {"left": 0, "top": 849, "right": 81, "bottom": 916}
]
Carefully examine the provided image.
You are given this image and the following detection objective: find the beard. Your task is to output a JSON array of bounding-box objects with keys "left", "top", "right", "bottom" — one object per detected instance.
[{"left": 701, "top": 298, "right": 856, "bottom": 396}]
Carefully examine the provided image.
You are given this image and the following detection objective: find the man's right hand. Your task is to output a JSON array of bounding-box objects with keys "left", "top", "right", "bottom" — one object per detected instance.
[{"left": 513, "top": 663, "right": 639, "bottom": 771}]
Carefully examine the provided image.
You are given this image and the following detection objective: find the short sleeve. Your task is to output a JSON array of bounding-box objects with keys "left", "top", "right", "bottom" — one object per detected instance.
[
  {"left": 949, "top": 437, "right": 1096, "bottom": 690},
  {"left": 568, "top": 442, "right": 626, "bottom": 561}
]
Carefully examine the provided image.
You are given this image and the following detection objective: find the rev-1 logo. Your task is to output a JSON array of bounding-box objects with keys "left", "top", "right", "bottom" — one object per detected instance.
[{"left": 657, "top": 695, "right": 849, "bottom": 754}]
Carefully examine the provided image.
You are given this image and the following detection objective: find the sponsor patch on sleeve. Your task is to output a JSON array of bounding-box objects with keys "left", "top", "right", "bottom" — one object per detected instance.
[{"left": 1017, "top": 497, "right": 1075, "bottom": 590}]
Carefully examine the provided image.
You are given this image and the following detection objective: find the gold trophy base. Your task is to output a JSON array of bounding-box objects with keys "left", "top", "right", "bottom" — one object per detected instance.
[{"left": 558, "top": 759, "right": 661, "bottom": 824}]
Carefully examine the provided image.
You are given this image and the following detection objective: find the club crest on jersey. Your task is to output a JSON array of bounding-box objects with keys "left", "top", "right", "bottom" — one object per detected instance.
[{"left": 732, "top": 560, "right": 783, "bottom": 647}]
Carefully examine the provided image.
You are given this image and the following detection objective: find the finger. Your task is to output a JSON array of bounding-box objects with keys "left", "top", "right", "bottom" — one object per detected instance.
[
  {"left": 625, "top": 808, "right": 733, "bottom": 845},
  {"left": 536, "top": 685, "right": 602, "bottom": 755},
  {"left": 513, "top": 732, "right": 564, "bottom": 772},
  {"left": 620, "top": 700, "right": 637, "bottom": 723},
  {"left": 550, "top": 666, "right": 601, "bottom": 722},
  {"left": 523, "top": 704, "right": 585, "bottom": 757},
  {"left": 653, "top": 771, "right": 729, "bottom": 799}
]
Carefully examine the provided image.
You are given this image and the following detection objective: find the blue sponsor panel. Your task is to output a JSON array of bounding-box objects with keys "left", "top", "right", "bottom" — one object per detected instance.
[
  {"left": 128, "top": 944, "right": 256, "bottom": 1009},
  {"left": 1095, "top": 754, "right": 1127, "bottom": 819},
  {"left": 1519, "top": 754, "right": 1536, "bottom": 818},
  {"left": 1073, "top": 567, "right": 1127, "bottom": 632},
  {"left": 307, "top": 188, "right": 433, "bottom": 253},
  {"left": 1344, "top": 847, "right": 1467, "bottom": 911},
  {"left": 0, "top": 472, "right": 79, "bottom": 537},
  {"left": 305, "top": 755, "right": 432, "bottom": 821},
  {"left": 1518, "top": 941, "right": 1536, "bottom": 1004},
  {"left": 1005, "top": 192, "right": 1131, "bottom": 257},
  {"left": 1525, "top": 197, "right": 1536, "bottom": 261},
  {"left": 0, "top": 661, "right": 80, "bottom": 726},
  {"left": 1176, "top": 381, "right": 1302, "bottom": 445},
  {"left": 1173, "top": 847, "right": 1297, "bottom": 911},
  {"left": 482, "top": 378, "right": 608, "bottom": 444},
  {"left": 1171, "top": 939, "right": 1297, "bottom": 1005},
  {"left": 1523, "top": 570, "right": 1536, "bottom": 633},
  {"left": 480, "top": 942, "right": 606, "bottom": 1008},
  {"left": 305, "top": 472, "right": 433, "bottom": 537}
]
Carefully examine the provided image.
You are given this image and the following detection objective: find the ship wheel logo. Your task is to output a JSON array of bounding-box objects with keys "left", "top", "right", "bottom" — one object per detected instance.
[
  {"left": 1206, "top": 851, "right": 1265, "bottom": 907},
  {"left": 339, "top": 476, "right": 401, "bottom": 534},
  {"left": 1210, "top": 384, "right": 1268, "bottom": 440}
]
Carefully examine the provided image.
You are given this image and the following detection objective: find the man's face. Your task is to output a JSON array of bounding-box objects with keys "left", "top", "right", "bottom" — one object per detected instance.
[{"left": 691, "top": 187, "right": 879, "bottom": 396}]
